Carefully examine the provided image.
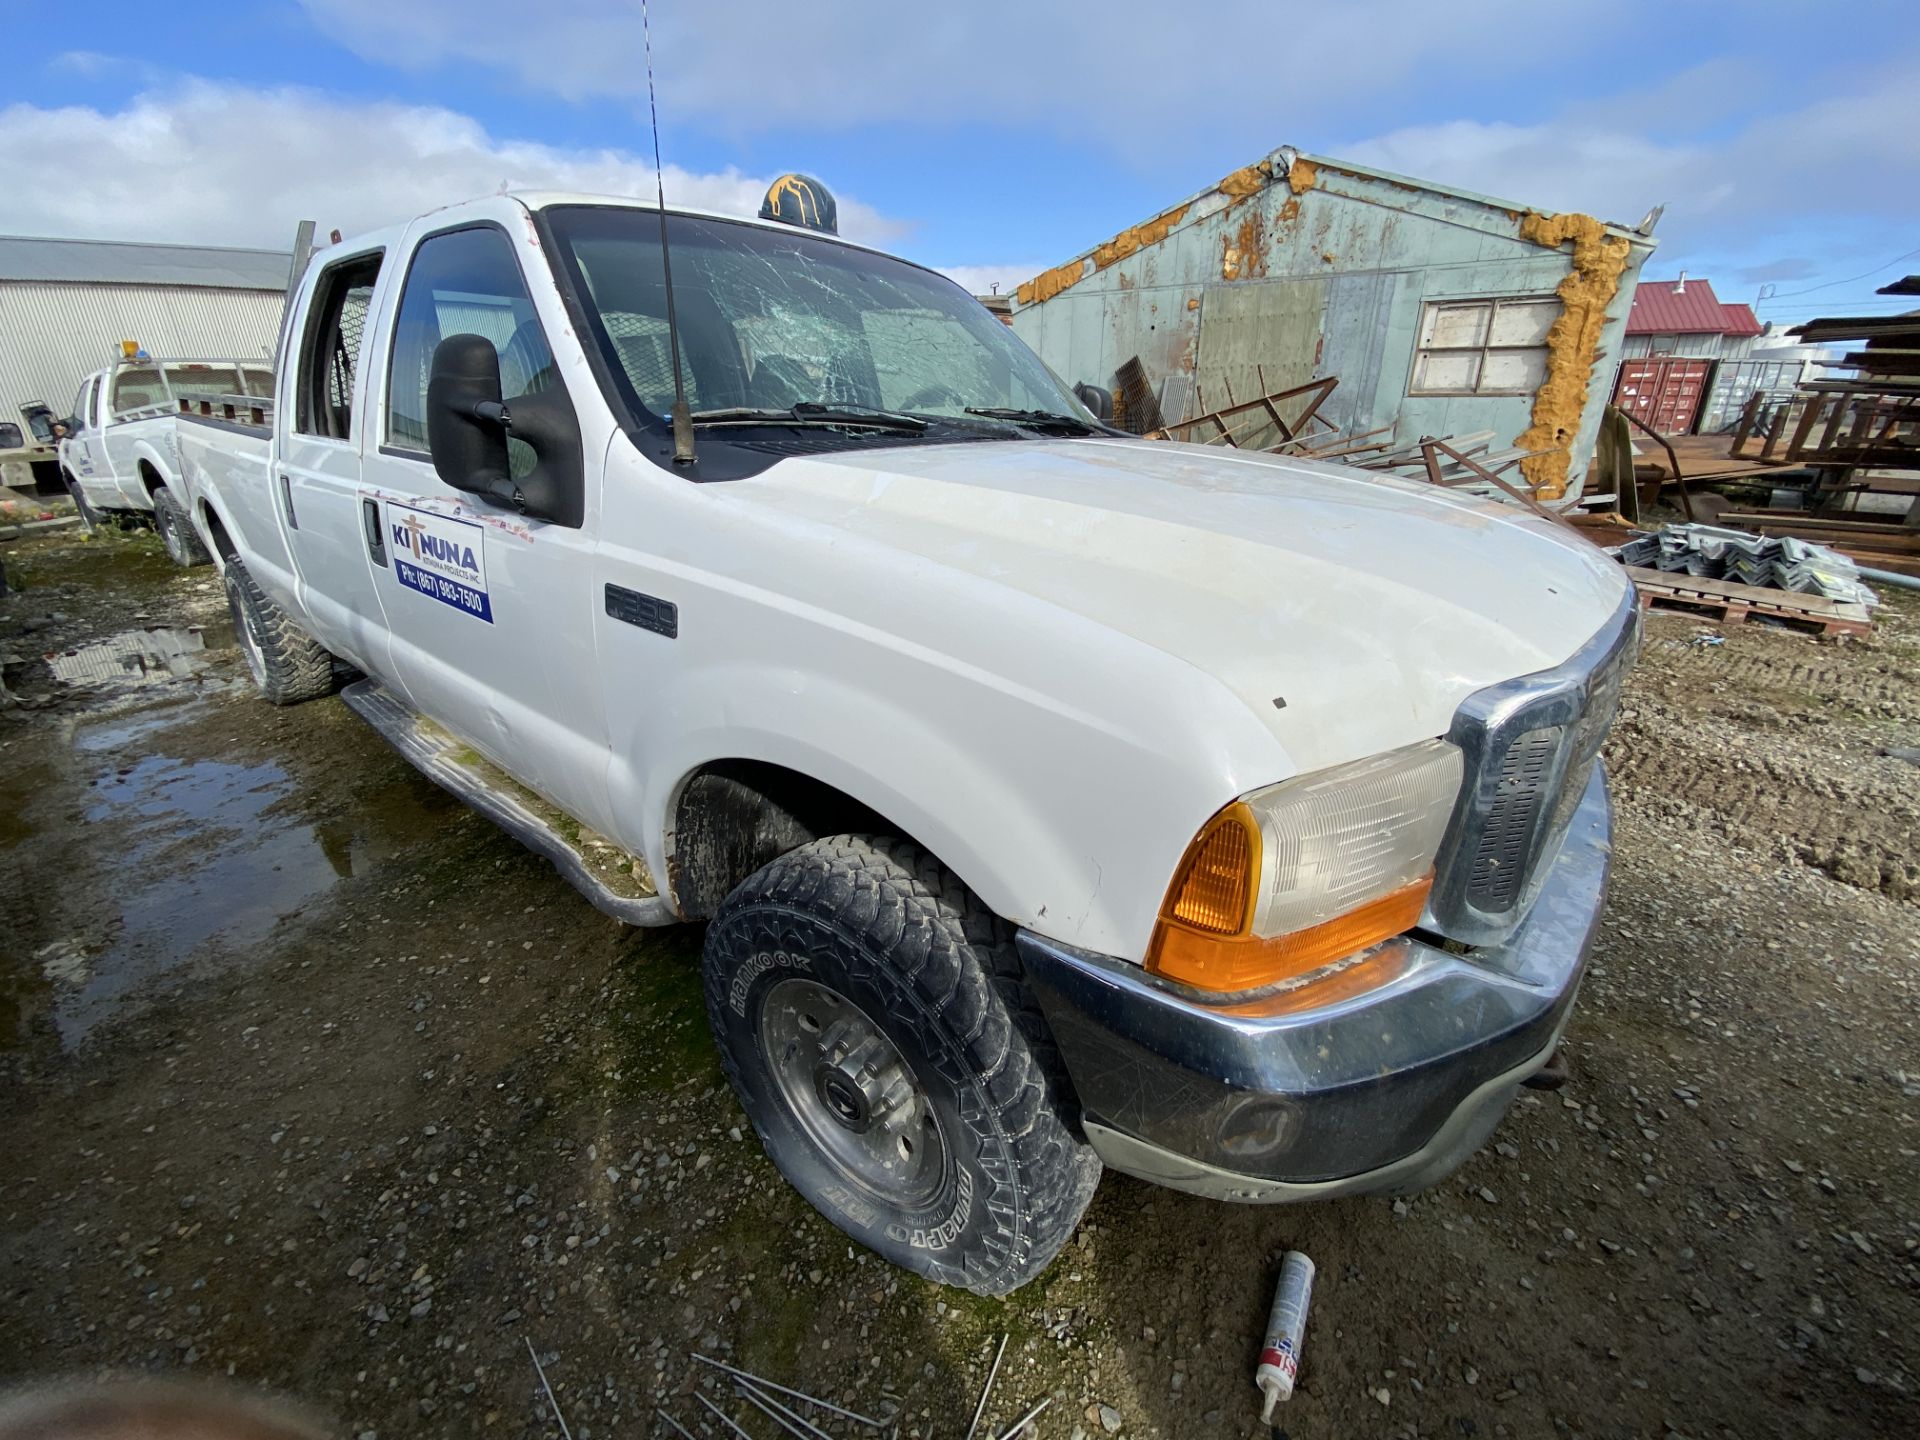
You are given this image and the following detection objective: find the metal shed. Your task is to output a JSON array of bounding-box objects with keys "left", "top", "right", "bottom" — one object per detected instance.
[
  {"left": 1010, "top": 147, "right": 1657, "bottom": 501},
  {"left": 0, "top": 235, "right": 289, "bottom": 488}
]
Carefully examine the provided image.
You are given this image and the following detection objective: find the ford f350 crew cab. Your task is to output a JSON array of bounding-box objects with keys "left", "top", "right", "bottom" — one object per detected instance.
[
  {"left": 61, "top": 351, "right": 273, "bottom": 562},
  {"left": 176, "top": 190, "right": 1637, "bottom": 1296}
]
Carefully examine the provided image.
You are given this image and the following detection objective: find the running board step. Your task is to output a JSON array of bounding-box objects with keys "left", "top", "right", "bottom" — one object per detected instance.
[{"left": 340, "top": 678, "right": 677, "bottom": 927}]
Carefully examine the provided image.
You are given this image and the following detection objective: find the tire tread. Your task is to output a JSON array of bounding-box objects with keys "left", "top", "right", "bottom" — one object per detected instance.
[
  {"left": 224, "top": 557, "right": 334, "bottom": 705},
  {"left": 704, "top": 834, "right": 1100, "bottom": 1295}
]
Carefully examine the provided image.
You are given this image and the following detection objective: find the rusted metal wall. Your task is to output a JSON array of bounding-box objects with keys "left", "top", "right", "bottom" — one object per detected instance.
[
  {"left": 0, "top": 280, "right": 283, "bottom": 427},
  {"left": 1011, "top": 149, "right": 1654, "bottom": 496}
]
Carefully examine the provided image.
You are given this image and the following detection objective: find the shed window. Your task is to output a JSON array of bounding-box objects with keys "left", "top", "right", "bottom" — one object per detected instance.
[{"left": 1409, "top": 297, "right": 1559, "bottom": 396}]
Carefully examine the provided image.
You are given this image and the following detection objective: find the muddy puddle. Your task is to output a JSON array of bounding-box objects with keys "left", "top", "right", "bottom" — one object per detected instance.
[{"left": 5, "top": 616, "right": 459, "bottom": 1052}]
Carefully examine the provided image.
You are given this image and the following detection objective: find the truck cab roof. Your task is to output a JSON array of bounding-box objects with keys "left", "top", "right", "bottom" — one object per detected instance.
[{"left": 319, "top": 189, "right": 947, "bottom": 284}]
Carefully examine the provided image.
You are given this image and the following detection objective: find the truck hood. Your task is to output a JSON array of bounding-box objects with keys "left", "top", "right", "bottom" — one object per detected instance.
[{"left": 738, "top": 436, "right": 1632, "bottom": 774}]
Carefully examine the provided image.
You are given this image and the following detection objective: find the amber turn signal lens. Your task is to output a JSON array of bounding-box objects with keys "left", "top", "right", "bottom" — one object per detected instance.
[
  {"left": 1163, "top": 803, "right": 1258, "bottom": 935},
  {"left": 1148, "top": 874, "right": 1433, "bottom": 994}
]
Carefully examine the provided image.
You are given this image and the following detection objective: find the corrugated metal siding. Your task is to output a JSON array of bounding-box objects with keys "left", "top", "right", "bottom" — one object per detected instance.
[
  {"left": 1012, "top": 157, "right": 1652, "bottom": 492},
  {"left": 1612, "top": 357, "right": 1713, "bottom": 433},
  {"left": 0, "top": 236, "right": 291, "bottom": 289},
  {"left": 0, "top": 280, "right": 282, "bottom": 427},
  {"left": 1624, "top": 279, "right": 1763, "bottom": 339}
]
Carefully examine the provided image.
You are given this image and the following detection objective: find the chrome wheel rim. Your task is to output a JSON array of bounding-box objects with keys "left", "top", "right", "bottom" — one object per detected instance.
[{"left": 761, "top": 977, "right": 946, "bottom": 1205}]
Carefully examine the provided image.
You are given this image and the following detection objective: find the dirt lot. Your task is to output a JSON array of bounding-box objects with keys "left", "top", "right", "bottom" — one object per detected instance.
[{"left": 3, "top": 522, "right": 1916, "bottom": 1440}]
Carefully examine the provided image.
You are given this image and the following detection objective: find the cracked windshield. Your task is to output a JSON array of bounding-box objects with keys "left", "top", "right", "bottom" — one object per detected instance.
[{"left": 549, "top": 208, "right": 1091, "bottom": 434}]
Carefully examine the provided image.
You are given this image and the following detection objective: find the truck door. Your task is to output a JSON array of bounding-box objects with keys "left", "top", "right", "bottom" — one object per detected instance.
[
  {"left": 65, "top": 376, "right": 106, "bottom": 495},
  {"left": 358, "top": 222, "right": 614, "bottom": 834},
  {"left": 276, "top": 248, "right": 397, "bottom": 678}
]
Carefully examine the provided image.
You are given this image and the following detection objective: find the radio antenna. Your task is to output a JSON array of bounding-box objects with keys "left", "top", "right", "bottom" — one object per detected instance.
[{"left": 641, "top": 0, "right": 696, "bottom": 465}]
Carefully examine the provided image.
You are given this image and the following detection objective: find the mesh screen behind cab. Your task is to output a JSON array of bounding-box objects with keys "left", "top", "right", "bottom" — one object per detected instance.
[{"left": 602, "top": 311, "right": 697, "bottom": 413}]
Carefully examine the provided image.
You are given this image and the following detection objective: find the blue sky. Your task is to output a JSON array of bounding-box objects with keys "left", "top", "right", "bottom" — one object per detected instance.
[{"left": 5, "top": 0, "right": 1917, "bottom": 327}]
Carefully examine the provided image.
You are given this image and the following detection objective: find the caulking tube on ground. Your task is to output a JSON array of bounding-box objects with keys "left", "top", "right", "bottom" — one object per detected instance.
[{"left": 1255, "top": 1251, "right": 1316, "bottom": 1422}]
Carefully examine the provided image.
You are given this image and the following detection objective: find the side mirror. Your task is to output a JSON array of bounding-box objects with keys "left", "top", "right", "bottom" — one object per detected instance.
[
  {"left": 427, "top": 334, "right": 584, "bottom": 528},
  {"left": 1073, "top": 381, "right": 1114, "bottom": 422},
  {"left": 427, "top": 334, "right": 511, "bottom": 500}
]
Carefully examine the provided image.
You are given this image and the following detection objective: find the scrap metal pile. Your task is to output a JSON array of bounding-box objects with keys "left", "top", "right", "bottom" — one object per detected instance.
[{"left": 1613, "top": 524, "right": 1879, "bottom": 607}]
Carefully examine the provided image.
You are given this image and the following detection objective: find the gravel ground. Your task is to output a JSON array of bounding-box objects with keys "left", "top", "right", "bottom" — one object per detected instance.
[{"left": 2, "top": 523, "right": 1916, "bottom": 1440}]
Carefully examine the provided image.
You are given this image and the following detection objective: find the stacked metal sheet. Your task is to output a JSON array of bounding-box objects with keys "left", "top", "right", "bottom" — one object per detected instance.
[{"left": 1613, "top": 524, "right": 1879, "bottom": 606}]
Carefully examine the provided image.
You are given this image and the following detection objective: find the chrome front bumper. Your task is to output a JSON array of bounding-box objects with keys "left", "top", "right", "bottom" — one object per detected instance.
[{"left": 1016, "top": 768, "right": 1612, "bottom": 1203}]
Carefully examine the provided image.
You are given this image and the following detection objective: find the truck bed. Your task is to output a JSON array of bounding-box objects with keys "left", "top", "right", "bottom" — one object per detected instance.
[{"left": 176, "top": 403, "right": 287, "bottom": 597}]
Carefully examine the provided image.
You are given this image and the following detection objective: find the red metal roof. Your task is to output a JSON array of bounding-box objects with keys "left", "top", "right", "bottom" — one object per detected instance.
[{"left": 1626, "top": 278, "right": 1764, "bottom": 338}]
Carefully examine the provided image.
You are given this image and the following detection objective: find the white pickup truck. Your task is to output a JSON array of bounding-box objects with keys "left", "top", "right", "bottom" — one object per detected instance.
[
  {"left": 176, "top": 189, "right": 1637, "bottom": 1296},
  {"left": 59, "top": 353, "right": 273, "bottom": 563}
]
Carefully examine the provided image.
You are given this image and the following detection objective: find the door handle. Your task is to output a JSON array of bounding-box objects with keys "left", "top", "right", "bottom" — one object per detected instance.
[
  {"left": 362, "top": 498, "right": 387, "bottom": 567},
  {"left": 278, "top": 473, "right": 298, "bottom": 529}
]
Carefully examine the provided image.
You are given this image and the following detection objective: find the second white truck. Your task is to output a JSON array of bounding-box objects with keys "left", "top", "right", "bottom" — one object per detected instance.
[
  {"left": 60, "top": 351, "right": 272, "bottom": 562},
  {"left": 177, "top": 187, "right": 1636, "bottom": 1296}
]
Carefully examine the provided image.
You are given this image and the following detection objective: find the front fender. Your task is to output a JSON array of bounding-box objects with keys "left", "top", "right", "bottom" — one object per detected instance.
[{"left": 614, "top": 645, "right": 1273, "bottom": 964}]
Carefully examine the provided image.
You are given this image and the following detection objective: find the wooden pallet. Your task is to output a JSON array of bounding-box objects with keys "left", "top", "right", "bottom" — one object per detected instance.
[{"left": 1624, "top": 566, "right": 1874, "bottom": 638}]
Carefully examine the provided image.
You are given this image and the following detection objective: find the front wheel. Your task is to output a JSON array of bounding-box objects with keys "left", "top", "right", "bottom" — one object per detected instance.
[
  {"left": 222, "top": 556, "right": 334, "bottom": 705},
  {"left": 153, "top": 487, "right": 211, "bottom": 567},
  {"left": 702, "top": 835, "right": 1100, "bottom": 1295}
]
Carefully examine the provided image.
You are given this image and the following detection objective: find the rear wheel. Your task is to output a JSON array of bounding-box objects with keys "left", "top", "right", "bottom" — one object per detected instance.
[
  {"left": 702, "top": 835, "right": 1100, "bottom": 1295},
  {"left": 153, "top": 487, "right": 211, "bottom": 567},
  {"left": 222, "top": 556, "right": 334, "bottom": 705}
]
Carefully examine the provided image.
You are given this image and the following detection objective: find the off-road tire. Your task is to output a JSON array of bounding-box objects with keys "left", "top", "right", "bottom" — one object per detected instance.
[
  {"left": 702, "top": 834, "right": 1101, "bottom": 1295},
  {"left": 65, "top": 474, "right": 101, "bottom": 533},
  {"left": 222, "top": 556, "right": 334, "bottom": 705},
  {"left": 153, "top": 487, "right": 211, "bottom": 567}
]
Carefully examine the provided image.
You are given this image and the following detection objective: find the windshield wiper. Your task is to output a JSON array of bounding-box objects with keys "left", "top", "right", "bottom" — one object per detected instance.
[
  {"left": 689, "top": 403, "right": 926, "bottom": 433},
  {"left": 963, "top": 406, "right": 1097, "bottom": 435}
]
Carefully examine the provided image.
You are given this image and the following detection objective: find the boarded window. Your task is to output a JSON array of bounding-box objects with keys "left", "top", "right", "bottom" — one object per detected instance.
[{"left": 1409, "top": 297, "right": 1559, "bottom": 397}]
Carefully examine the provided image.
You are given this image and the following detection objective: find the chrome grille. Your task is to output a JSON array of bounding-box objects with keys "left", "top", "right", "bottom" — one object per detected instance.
[
  {"left": 1427, "top": 595, "right": 1639, "bottom": 946},
  {"left": 1466, "top": 725, "right": 1563, "bottom": 910}
]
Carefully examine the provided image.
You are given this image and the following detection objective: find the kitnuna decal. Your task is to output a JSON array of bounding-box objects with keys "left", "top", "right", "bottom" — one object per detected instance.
[{"left": 387, "top": 500, "right": 493, "bottom": 623}]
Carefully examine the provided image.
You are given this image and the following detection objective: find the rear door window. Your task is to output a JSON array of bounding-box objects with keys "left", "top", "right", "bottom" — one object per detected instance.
[{"left": 294, "top": 252, "right": 384, "bottom": 440}]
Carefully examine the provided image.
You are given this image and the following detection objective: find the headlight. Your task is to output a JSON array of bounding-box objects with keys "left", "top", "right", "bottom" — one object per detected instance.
[{"left": 1149, "top": 739, "right": 1463, "bottom": 993}]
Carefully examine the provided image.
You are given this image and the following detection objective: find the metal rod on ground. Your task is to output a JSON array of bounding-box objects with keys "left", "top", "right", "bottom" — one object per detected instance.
[
  {"left": 691, "top": 1352, "right": 890, "bottom": 1428},
  {"left": 524, "top": 1338, "right": 575, "bottom": 1440},
  {"left": 695, "top": 1394, "right": 757, "bottom": 1440},
  {"left": 1859, "top": 565, "right": 1920, "bottom": 591},
  {"left": 963, "top": 1334, "right": 1009, "bottom": 1440},
  {"left": 992, "top": 1396, "right": 1052, "bottom": 1440},
  {"left": 655, "top": 1408, "right": 698, "bottom": 1440},
  {"left": 735, "top": 1380, "right": 836, "bottom": 1440}
]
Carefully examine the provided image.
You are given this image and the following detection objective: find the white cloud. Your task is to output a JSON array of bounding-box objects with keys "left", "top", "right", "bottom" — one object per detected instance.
[
  {"left": 297, "top": 0, "right": 1608, "bottom": 147},
  {"left": 1337, "top": 59, "right": 1920, "bottom": 258},
  {"left": 0, "top": 81, "right": 907, "bottom": 249},
  {"left": 936, "top": 263, "right": 1048, "bottom": 297}
]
